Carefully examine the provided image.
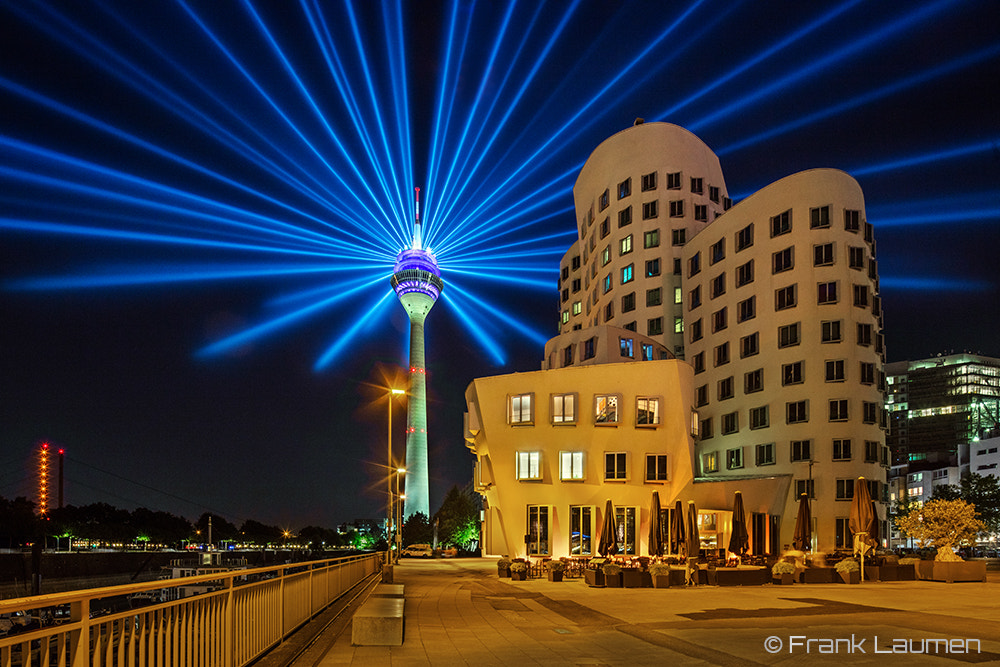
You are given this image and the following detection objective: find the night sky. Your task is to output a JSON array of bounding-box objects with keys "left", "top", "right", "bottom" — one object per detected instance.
[{"left": 2, "top": 1, "right": 998, "bottom": 531}]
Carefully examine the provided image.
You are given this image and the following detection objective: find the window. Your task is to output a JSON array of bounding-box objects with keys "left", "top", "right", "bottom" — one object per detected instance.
[
  {"left": 637, "top": 397, "right": 660, "bottom": 426},
  {"left": 526, "top": 505, "right": 549, "bottom": 555},
  {"left": 618, "top": 206, "right": 632, "bottom": 227},
  {"left": 641, "top": 171, "right": 657, "bottom": 191},
  {"left": 722, "top": 413, "right": 739, "bottom": 436},
  {"left": 618, "top": 177, "right": 631, "bottom": 199},
  {"left": 619, "top": 234, "right": 633, "bottom": 255},
  {"left": 775, "top": 284, "right": 797, "bottom": 311},
  {"left": 614, "top": 506, "right": 638, "bottom": 555},
  {"left": 642, "top": 201, "right": 658, "bottom": 219},
  {"left": 695, "top": 384, "right": 708, "bottom": 407},
  {"left": 595, "top": 394, "right": 620, "bottom": 424},
  {"left": 814, "top": 243, "right": 834, "bottom": 266},
  {"left": 712, "top": 307, "right": 727, "bottom": 333},
  {"left": 669, "top": 200, "right": 684, "bottom": 217},
  {"left": 791, "top": 439, "right": 812, "bottom": 461},
  {"left": 782, "top": 361, "right": 804, "bottom": 385},
  {"left": 864, "top": 440, "right": 879, "bottom": 463},
  {"left": 787, "top": 401, "right": 808, "bottom": 424},
  {"left": 709, "top": 185, "right": 720, "bottom": 203},
  {"left": 845, "top": 209, "right": 861, "bottom": 232},
  {"left": 572, "top": 278, "right": 581, "bottom": 293},
  {"left": 853, "top": 284, "right": 869, "bottom": 308},
  {"left": 647, "top": 317, "right": 663, "bottom": 336},
  {"left": 718, "top": 376, "right": 734, "bottom": 400},
  {"left": 674, "top": 316, "right": 684, "bottom": 334},
  {"left": 644, "top": 229, "right": 660, "bottom": 248},
  {"left": 726, "top": 446, "right": 743, "bottom": 468},
  {"left": 582, "top": 337, "right": 596, "bottom": 360},
  {"left": 620, "top": 337, "right": 634, "bottom": 358},
  {"left": 603, "top": 273, "right": 612, "bottom": 293},
  {"left": 561, "top": 310, "right": 569, "bottom": 324},
  {"left": 863, "top": 401, "right": 878, "bottom": 424},
  {"left": 604, "top": 301, "right": 614, "bottom": 322},
  {"left": 674, "top": 286, "right": 682, "bottom": 304},
  {"left": 825, "top": 359, "right": 846, "bottom": 382},
  {"left": 509, "top": 393, "right": 533, "bottom": 424},
  {"left": 714, "top": 342, "right": 730, "bottom": 367},
  {"left": 822, "top": 320, "right": 842, "bottom": 343},
  {"left": 772, "top": 247, "right": 794, "bottom": 273},
  {"left": 600, "top": 217, "right": 610, "bottom": 238},
  {"left": 795, "top": 479, "right": 815, "bottom": 500},
  {"left": 771, "top": 209, "right": 791, "bottom": 237},
  {"left": 666, "top": 171, "right": 681, "bottom": 189},
  {"left": 559, "top": 451, "right": 585, "bottom": 480},
  {"left": 515, "top": 451, "right": 541, "bottom": 480},
  {"left": 552, "top": 393, "right": 576, "bottom": 424},
  {"left": 702, "top": 452, "right": 718, "bottom": 473},
  {"left": 836, "top": 478, "right": 855, "bottom": 501},
  {"left": 810, "top": 205, "right": 831, "bottom": 229},
  {"left": 833, "top": 439, "right": 852, "bottom": 461},
  {"left": 673, "top": 257, "right": 681, "bottom": 275},
  {"left": 672, "top": 229, "right": 686, "bottom": 246},
  {"left": 641, "top": 343, "right": 654, "bottom": 361},
  {"left": 756, "top": 443, "right": 775, "bottom": 466},
  {"left": 860, "top": 361, "right": 875, "bottom": 385},
  {"left": 740, "top": 333, "right": 759, "bottom": 358},
  {"left": 711, "top": 272, "right": 726, "bottom": 298},
  {"left": 736, "top": 223, "right": 754, "bottom": 251},
  {"left": 738, "top": 296, "right": 756, "bottom": 322},
  {"left": 605, "top": 452, "right": 628, "bottom": 480},
  {"left": 688, "top": 252, "right": 701, "bottom": 277},
  {"left": 689, "top": 286, "right": 702, "bottom": 309},
  {"left": 710, "top": 238, "right": 725, "bottom": 264},
  {"left": 699, "top": 416, "right": 712, "bottom": 439},
  {"left": 561, "top": 288, "right": 570, "bottom": 303},
  {"left": 736, "top": 260, "right": 754, "bottom": 287},
  {"left": 601, "top": 245, "right": 611, "bottom": 266},
  {"left": 599, "top": 189, "right": 609, "bottom": 211},
  {"left": 621, "top": 264, "right": 634, "bottom": 284},
  {"left": 645, "top": 454, "right": 669, "bottom": 482},
  {"left": 778, "top": 323, "right": 800, "bottom": 348},
  {"left": 645, "top": 258, "right": 661, "bottom": 277},
  {"left": 569, "top": 505, "right": 594, "bottom": 555},
  {"left": 744, "top": 368, "right": 763, "bottom": 394},
  {"left": 857, "top": 323, "right": 873, "bottom": 346},
  {"left": 690, "top": 177, "right": 703, "bottom": 194},
  {"left": 562, "top": 345, "right": 573, "bottom": 366},
  {"left": 829, "top": 399, "right": 849, "bottom": 421},
  {"left": 692, "top": 351, "right": 704, "bottom": 374},
  {"left": 646, "top": 287, "right": 662, "bottom": 307},
  {"left": 818, "top": 281, "right": 838, "bottom": 304},
  {"left": 750, "top": 405, "right": 769, "bottom": 429},
  {"left": 849, "top": 245, "right": 865, "bottom": 269},
  {"left": 622, "top": 292, "right": 636, "bottom": 312},
  {"left": 694, "top": 204, "right": 708, "bottom": 222},
  {"left": 572, "top": 301, "right": 582, "bottom": 316}
]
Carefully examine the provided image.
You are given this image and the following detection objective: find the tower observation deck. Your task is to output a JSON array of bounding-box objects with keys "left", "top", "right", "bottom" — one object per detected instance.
[{"left": 390, "top": 189, "right": 443, "bottom": 520}]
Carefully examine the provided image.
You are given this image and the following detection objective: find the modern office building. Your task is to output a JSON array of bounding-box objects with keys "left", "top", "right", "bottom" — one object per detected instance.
[{"left": 466, "top": 122, "right": 889, "bottom": 557}]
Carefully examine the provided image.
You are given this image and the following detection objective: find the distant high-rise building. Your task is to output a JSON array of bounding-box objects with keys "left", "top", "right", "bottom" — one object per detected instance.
[{"left": 390, "top": 190, "right": 443, "bottom": 519}]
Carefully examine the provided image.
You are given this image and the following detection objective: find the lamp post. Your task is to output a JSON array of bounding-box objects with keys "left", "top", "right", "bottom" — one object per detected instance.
[
  {"left": 386, "top": 387, "right": 405, "bottom": 565},
  {"left": 395, "top": 468, "right": 406, "bottom": 562}
]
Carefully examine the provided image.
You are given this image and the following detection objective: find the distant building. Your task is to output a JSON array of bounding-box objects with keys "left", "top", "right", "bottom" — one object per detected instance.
[{"left": 466, "top": 122, "right": 888, "bottom": 557}]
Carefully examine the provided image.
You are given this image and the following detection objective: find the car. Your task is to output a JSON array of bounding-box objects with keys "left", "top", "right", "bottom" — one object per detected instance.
[
  {"left": 0, "top": 611, "right": 29, "bottom": 636},
  {"left": 401, "top": 544, "right": 434, "bottom": 558}
]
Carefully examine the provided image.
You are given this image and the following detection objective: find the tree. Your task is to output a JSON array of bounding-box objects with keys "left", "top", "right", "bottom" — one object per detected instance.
[
  {"left": 433, "top": 486, "right": 480, "bottom": 551},
  {"left": 0, "top": 496, "right": 39, "bottom": 548},
  {"left": 239, "top": 519, "right": 284, "bottom": 546},
  {"left": 194, "top": 513, "right": 239, "bottom": 545},
  {"left": 895, "top": 498, "right": 985, "bottom": 561},
  {"left": 931, "top": 472, "right": 1000, "bottom": 536},
  {"left": 402, "top": 512, "right": 432, "bottom": 546}
]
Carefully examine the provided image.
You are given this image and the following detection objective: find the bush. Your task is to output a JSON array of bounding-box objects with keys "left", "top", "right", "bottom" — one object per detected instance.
[
  {"left": 602, "top": 562, "right": 622, "bottom": 575},
  {"left": 496, "top": 556, "right": 512, "bottom": 569},
  {"left": 895, "top": 498, "right": 985, "bottom": 561},
  {"left": 509, "top": 562, "right": 527, "bottom": 573},
  {"left": 898, "top": 557, "right": 921, "bottom": 566},
  {"left": 835, "top": 558, "right": 860, "bottom": 573},
  {"left": 771, "top": 561, "right": 795, "bottom": 575},
  {"left": 546, "top": 560, "right": 565, "bottom": 572},
  {"left": 649, "top": 562, "right": 672, "bottom": 577}
]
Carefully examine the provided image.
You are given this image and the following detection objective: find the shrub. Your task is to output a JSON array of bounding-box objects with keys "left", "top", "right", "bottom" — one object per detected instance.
[
  {"left": 649, "top": 562, "right": 672, "bottom": 577},
  {"left": 509, "top": 562, "right": 527, "bottom": 573},
  {"left": 898, "top": 557, "right": 921, "bottom": 566},
  {"left": 835, "top": 558, "right": 860, "bottom": 573},
  {"left": 771, "top": 561, "right": 795, "bottom": 575},
  {"left": 545, "top": 560, "right": 565, "bottom": 572},
  {"left": 602, "top": 562, "right": 622, "bottom": 575},
  {"left": 496, "top": 556, "right": 512, "bottom": 569},
  {"left": 895, "top": 498, "right": 985, "bottom": 562}
]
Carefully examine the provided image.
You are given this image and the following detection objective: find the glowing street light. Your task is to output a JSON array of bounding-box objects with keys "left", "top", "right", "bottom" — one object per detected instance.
[
  {"left": 386, "top": 387, "right": 405, "bottom": 565},
  {"left": 395, "top": 468, "right": 406, "bottom": 563}
]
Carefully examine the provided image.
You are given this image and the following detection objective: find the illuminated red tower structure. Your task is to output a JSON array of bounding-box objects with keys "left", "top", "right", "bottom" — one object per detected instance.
[
  {"left": 37, "top": 442, "right": 51, "bottom": 517},
  {"left": 390, "top": 188, "right": 443, "bottom": 519}
]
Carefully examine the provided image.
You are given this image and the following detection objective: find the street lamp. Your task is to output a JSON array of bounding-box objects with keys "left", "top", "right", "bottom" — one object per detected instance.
[
  {"left": 386, "top": 387, "right": 405, "bottom": 565},
  {"left": 395, "top": 468, "right": 406, "bottom": 562}
]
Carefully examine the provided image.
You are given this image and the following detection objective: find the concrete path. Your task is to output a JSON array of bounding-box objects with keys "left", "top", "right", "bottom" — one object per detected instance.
[{"left": 310, "top": 559, "right": 1000, "bottom": 666}]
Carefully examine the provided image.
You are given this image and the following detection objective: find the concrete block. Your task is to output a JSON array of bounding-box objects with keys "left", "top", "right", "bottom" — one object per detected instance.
[
  {"left": 352, "top": 597, "right": 404, "bottom": 646},
  {"left": 372, "top": 583, "right": 404, "bottom": 598}
]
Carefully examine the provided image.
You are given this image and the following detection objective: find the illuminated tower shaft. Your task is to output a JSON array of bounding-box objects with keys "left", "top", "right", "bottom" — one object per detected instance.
[{"left": 390, "top": 188, "right": 443, "bottom": 520}]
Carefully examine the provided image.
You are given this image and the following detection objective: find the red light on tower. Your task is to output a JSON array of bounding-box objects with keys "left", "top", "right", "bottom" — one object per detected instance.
[{"left": 37, "top": 442, "right": 51, "bottom": 517}]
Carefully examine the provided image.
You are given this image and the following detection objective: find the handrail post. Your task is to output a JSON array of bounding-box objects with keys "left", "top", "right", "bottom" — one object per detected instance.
[{"left": 69, "top": 598, "right": 90, "bottom": 667}]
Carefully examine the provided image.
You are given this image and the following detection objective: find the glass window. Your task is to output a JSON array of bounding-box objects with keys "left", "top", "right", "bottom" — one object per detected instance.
[
  {"left": 745, "top": 368, "right": 763, "bottom": 394},
  {"left": 552, "top": 393, "right": 576, "bottom": 424},
  {"left": 741, "top": 333, "right": 759, "bottom": 359},
  {"left": 829, "top": 399, "right": 849, "bottom": 421},
  {"left": 791, "top": 439, "right": 811, "bottom": 461},
  {"left": 787, "top": 401, "right": 808, "bottom": 424},
  {"left": 756, "top": 443, "right": 775, "bottom": 466},
  {"left": 818, "top": 281, "right": 839, "bottom": 304},
  {"left": 647, "top": 317, "right": 663, "bottom": 336},
  {"left": 825, "top": 359, "right": 846, "bottom": 382},
  {"left": 637, "top": 396, "right": 660, "bottom": 426},
  {"left": 559, "top": 451, "right": 585, "bottom": 480},
  {"left": 595, "top": 394, "right": 620, "bottom": 424},
  {"left": 702, "top": 452, "right": 718, "bottom": 473},
  {"left": 621, "top": 264, "right": 634, "bottom": 284},
  {"left": 771, "top": 209, "right": 791, "bottom": 237},
  {"left": 669, "top": 200, "right": 684, "bottom": 217},
  {"left": 775, "top": 284, "right": 797, "bottom": 311},
  {"left": 647, "top": 287, "right": 662, "bottom": 306},
  {"left": 722, "top": 413, "right": 739, "bottom": 436},
  {"left": 618, "top": 206, "right": 632, "bottom": 227},
  {"left": 526, "top": 505, "right": 549, "bottom": 555},
  {"left": 833, "top": 439, "right": 852, "bottom": 461},
  {"left": 605, "top": 452, "right": 628, "bottom": 480},
  {"left": 614, "top": 506, "right": 637, "bottom": 555},
  {"left": 814, "top": 243, "right": 835, "bottom": 266},
  {"left": 618, "top": 177, "right": 631, "bottom": 199},
  {"left": 778, "top": 323, "right": 800, "bottom": 348},
  {"left": 690, "top": 177, "right": 703, "bottom": 194},
  {"left": 569, "top": 505, "right": 594, "bottom": 555},
  {"left": 810, "top": 205, "right": 830, "bottom": 229},
  {"left": 738, "top": 296, "right": 756, "bottom": 323},
  {"left": 645, "top": 454, "right": 669, "bottom": 482},
  {"left": 750, "top": 405, "right": 769, "bottom": 429},
  {"left": 736, "top": 259, "right": 754, "bottom": 287},
  {"left": 736, "top": 223, "right": 754, "bottom": 251},
  {"left": 620, "top": 234, "right": 633, "bottom": 255},
  {"left": 620, "top": 337, "right": 634, "bottom": 358},
  {"left": 642, "top": 201, "right": 658, "bottom": 219},
  {"left": 641, "top": 172, "right": 657, "bottom": 191},
  {"left": 836, "top": 478, "right": 855, "bottom": 500},
  {"left": 726, "top": 446, "right": 743, "bottom": 469},
  {"left": 644, "top": 229, "right": 660, "bottom": 248},
  {"left": 509, "top": 393, "right": 533, "bottom": 424},
  {"left": 772, "top": 247, "right": 794, "bottom": 274},
  {"left": 515, "top": 451, "right": 542, "bottom": 480},
  {"left": 782, "top": 361, "right": 804, "bottom": 385},
  {"left": 821, "top": 320, "right": 842, "bottom": 343},
  {"left": 666, "top": 172, "right": 681, "bottom": 189},
  {"left": 645, "top": 258, "right": 661, "bottom": 277}
]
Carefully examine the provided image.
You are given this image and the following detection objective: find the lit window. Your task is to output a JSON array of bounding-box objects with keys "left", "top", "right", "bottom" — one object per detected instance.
[
  {"left": 620, "top": 337, "right": 634, "bottom": 358},
  {"left": 559, "top": 451, "right": 585, "bottom": 480},
  {"left": 726, "top": 446, "right": 743, "bottom": 468},
  {"left": 637, "top": 397, "right": 660, "bottom": 426},
  {"left": 645, "top": 454, "right": 669, "bottom": 482},
  {"left": 641, "top": 343, "right": 654, "bottom": 361},
  {"left": 552, "top": 393, "right": 576, "bottom": 424},
  {"left": 509, "top": 393, "right": 533, "bottom": 424},
  {"left": 515, "top": 451, "right": 541, "bottom": 480},
  {"left": 526, "top": 505, "right": 550, "bottom": 555},
  {"left": 702, "top": 452, "right": 718, "bottom": 473},
  {"left": 673, "top": 286, "right": 682, "bottom": 304},
  {"left": 569, "top": 505, "right": 594, "bottom": 555},
  {"left": 572, "top": 301, "right": 582, "bottom": 316},
  {"left": 603, "top": 274, "right": 612, "bottom": 293},
  {"left": 621, "top": 264, "right": 634, "bottom": 284},
  {"left": 620, "top": 234, "right": 633, "bottom": 255},
  {"left": 605, "top": 452, "right": 628, "bottom": 480},
  {"left": 644, "top": 229, "right": 660, "bottom": 248},
  {"left": 595, "top": 394, "right": 620, "bottom": 424}
]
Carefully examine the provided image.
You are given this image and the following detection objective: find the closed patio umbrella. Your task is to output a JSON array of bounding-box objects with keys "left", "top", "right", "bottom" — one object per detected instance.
[
  {"left": 727, "top": 491, "right": 749, "bottom": 561},
  {"left": 598, "top": 499, "right": 619, "bottom": 557},
  {"left": 792, "top": 493, "right": 812, "bottom": 552},
  {"left": 686, "top": 500, "right": 700, "bottom": 558},
  {"left": 869, "top": 499, "right": 880, "bottom": 549},
  {"left": 648, "top": 491, "right": 664, "bottom": 557},
  {"left": 671, "top": 500, "right": 686, "bottom": 556},
  {"left": 849, "top": 477, "right": 875, "bottom": 581}
]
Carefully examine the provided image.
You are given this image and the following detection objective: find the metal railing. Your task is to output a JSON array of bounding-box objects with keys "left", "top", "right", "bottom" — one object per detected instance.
[{"left": 0, "top": 551, "right": 382, "bottom": 666}]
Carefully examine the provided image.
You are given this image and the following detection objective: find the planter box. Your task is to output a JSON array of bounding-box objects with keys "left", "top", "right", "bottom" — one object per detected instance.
[
  {"left": 801, "top": 567, "right": 836, "bottom": 584},
  {"left": 621, "top": 570, "right": 644, "bottom": 588},
  {"left": 716, "top": 568, "right": 769, "bottom": 587},
  {"left": 584, "top": 569, "right": 605, "bottom": 587},
  {"left": 652, "top": 574, "right": 671, "bottom": 588},
  {"left": 497, "top": 567, "right": 510, "bottom": 578},
  {"left": 604, "top": 573, "right": 622, "bottom": 588},
  {"left": 510, "top": 570, "right": 527, "bottom": 581},
  {"left": 838, "top": 570, "right": 860, "bottom": 584},
  {"left": 929, "top": 561, "right": 987, "bottom": 583},
  {"left": 772, "top": 573, "right": 794, "bottom": 585},
  {"left": 864, "top": 564, "right": 900, "bottom": 582},
  {"left": 897, "top": 564, "right": 916, "bottom": 581},
  {"left": 547, "top": 571, "right": 563, "bottom": 582},
  {"left": 670, "top": 569, "right": 687, "bottom": 587}
]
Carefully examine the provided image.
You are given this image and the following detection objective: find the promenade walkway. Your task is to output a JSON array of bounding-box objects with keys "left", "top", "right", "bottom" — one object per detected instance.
[{"left": 302, "top": 559, "right": 1000, "bottom": 666}]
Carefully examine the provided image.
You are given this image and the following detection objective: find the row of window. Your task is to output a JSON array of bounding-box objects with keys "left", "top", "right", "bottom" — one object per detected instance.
[
  {"left": 596, "top": 173, "right": 730, "bottom": 208},
  {"left": 688, "top": 281, "right": 881, "bottom": 317},
  {"left": 697, "top": 399, "right": 888, "bottom": 438},
  {"left": 526, "top": 504, "right": 642, "bottom": 556},
  {"left": 793, "top": 478, "right": 889, "bottom": 504},
  {"left": 508, "top": 392, "right": 667, "bottom": 427},
  {"left": 516, "top": 450, "right": 670, "bottom": 483},
  {"left": 691, "top": 322, "right": 884, "bottom": 373},
  {"left": 695, "top": 359, "right": 883, "bottom": 405},
  {"left": 558, "top": 336, "right": 668, "bottom": 366},
  {"left": 702, "top": 439, "right": 888, "bottom": 472}
]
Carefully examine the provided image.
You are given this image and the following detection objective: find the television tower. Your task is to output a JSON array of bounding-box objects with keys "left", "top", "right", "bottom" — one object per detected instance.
[{"left": 390, "top": 188, "right": 443, "bottom": 520}]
